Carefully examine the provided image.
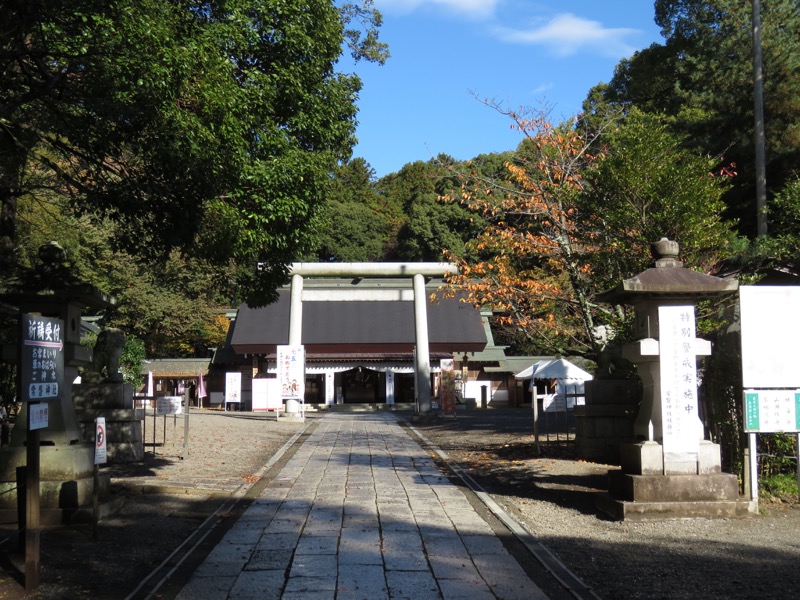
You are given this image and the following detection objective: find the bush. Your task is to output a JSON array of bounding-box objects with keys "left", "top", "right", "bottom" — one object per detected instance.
[{"left": 760, "top": 472, "right": 799, "bottom": 503}]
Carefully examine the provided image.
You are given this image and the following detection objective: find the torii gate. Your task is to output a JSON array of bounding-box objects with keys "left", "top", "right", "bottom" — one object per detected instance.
[{"left": 287, "top": 262, "right": 458, "bottom": 413}]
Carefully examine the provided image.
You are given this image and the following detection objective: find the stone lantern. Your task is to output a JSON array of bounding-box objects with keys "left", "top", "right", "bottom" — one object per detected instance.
[
  {"left": 0, "top": 243, "right": 113, "bottom": 523},
  {"left": 596, "top": 238, "right": 752, "bottom": 520}
]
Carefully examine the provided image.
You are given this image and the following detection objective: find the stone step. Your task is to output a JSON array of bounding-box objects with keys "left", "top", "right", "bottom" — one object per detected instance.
[
  {"left": 596, "top": 493, "right": 756, "bottom": 521},
  {"left": 608, "top": 471, "right": 741, "bottom": 503},
  {"left": 326, "top": 402, "right": 416, "bottom": 413}
]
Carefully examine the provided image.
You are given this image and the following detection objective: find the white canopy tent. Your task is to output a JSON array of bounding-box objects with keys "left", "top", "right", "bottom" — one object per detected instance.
[
  {"left": 515, "top": 357, "right": 593, "bottom": 382},
  {"left": 515, "top": 358, "right": 595, "bottom": 453}
]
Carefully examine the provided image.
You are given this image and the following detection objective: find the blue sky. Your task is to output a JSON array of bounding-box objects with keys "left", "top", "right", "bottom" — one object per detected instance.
[{"left": 346, "top": 1, "right": 664, "bottom": 177}]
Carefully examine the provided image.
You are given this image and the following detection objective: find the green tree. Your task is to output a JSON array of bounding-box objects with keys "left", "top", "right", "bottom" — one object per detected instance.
[
  {"left": 444, "top": 105, "right": 737, "bottom": 360},
  {"left": 309, "top": 158, "right": 396, "bottom": 262},
  {"left": 13, "top": 190, "right": 232, "bottom": 358},
  {"left": 378, "top": 156, "right": 489, "bottom": 261},
  {"left": 1, "top": 0, "right": 387, "bottom": 306},
  {"left": 582, "top": 108, "right": 738, "bottom": 292},
  {"left": 591, "top": 0, "right": 800, "bottom": 233}
]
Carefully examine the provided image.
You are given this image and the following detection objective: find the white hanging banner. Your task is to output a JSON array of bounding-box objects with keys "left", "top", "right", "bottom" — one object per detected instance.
[
  {"left": 278, "top": 345, "right": 305, "bottom": 400},
  {"left": 386, "top": 371, "right": 395, "bottom": 405},
  {"left": 225, "top": 372, "right": 242, "bottom": 404}
]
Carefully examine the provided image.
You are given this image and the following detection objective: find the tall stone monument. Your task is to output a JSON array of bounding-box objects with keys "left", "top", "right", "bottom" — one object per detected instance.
[{"left": 595, "top": 238, "right": 753, "bottom": 520}]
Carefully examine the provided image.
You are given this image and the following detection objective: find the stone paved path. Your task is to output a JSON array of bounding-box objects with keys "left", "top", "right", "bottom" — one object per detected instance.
[{"left": 176, "top": 412, "right": 548, "bottom": 599}]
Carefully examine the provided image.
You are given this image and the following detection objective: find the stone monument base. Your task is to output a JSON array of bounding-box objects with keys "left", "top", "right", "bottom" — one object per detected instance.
[
  {"left": 574, "top": 379, "right": 638, "bottom": 464},
  {"left": 73, "top": 383, "right": 144, "bottom": 463},
  {"left": 0, "top": 444, "right": 111, "bottom": 526},
  {"left": 596, "top": 441, "right": 756, "bottom": 521}
]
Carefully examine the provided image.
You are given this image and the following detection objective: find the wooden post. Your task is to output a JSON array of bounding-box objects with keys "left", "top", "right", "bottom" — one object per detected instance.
[
  {"left": 183, "top": 389, "right": 190, "bottom": 455},
  {"left": 748, "top": 432, "right": 759, "bottom": 502},
  {"left": 92, "top": 464, "right": 99, "bottom": 540},
  {"left": 796, "top": 433, "right": 800, "bottom": 503},
  {"left": 25, "top": 425, "right": 40, "bottom": 591}
]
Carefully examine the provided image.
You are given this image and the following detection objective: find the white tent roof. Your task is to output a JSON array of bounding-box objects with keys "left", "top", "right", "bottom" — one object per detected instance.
[{"left": 514, "top": 358, "right": 593, "bottom": 382}]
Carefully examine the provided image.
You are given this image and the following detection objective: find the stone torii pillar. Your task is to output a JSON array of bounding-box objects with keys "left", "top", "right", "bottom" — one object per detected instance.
[{"left": 288, "top": 263, "right": 458, "bottom": 414}]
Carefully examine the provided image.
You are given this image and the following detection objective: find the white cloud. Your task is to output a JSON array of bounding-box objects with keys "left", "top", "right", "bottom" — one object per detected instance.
[
  {"left": 493, "top": 13, "right": 639, "bottom": 58},
  {"left": 531, "top": 82, "right": 554, "bottom": 96},
  {"left": 374, "top": 0, "right": 500, "bottom": 20}
]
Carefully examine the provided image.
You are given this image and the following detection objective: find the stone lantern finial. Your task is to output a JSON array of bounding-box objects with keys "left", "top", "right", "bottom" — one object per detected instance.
[{"left": 651, "top": 237, "right": 683, "bottom": 269}]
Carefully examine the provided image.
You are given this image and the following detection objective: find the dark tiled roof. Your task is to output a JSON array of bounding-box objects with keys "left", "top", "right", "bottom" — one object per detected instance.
[{"left": 231, "top": 289, "right": 486, "bottom": 355}]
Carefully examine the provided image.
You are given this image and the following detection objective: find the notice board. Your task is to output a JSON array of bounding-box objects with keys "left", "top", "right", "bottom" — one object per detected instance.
[{"left": 740, "top": 286, "right": 800, "bottom": 388}]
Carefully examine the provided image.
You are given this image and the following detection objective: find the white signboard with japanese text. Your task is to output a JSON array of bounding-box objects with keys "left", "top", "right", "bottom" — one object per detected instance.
[
  {"left": 156, "top": 396, "right": 183, "bottom": 415},
  {"left": 659, "top": 305, "right": 700, "bottom": 454},
  {"left": 740, "top": 286, "right": 800, "bottom": 388},
  {"left": 542, "top": 393, "right": 567, "bottom": 413},
  {"left": 225, "top": 372, "right": 242, "bottom": 404},
  {"left": 29, "top": 403, "right": 49, "bottom": 431},
  {"left": 277, "top": 345, "right": 305, "bottom": 400},
  {"left": 744, "top": 389, "right": 800, "bottom": 433},
  {"left": 21, "top": 314, "right": 64, "bottom": 402}
]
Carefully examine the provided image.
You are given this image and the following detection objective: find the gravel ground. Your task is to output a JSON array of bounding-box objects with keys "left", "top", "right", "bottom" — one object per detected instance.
[
  {"left": 1, "top": 407, "right": 799, "bottom": 600},
  {"left": 412, "top": 408, "right": 800, "bottom": 600},
  {"left": 0, "top": 409, "right": 309, "bottom": 600}
]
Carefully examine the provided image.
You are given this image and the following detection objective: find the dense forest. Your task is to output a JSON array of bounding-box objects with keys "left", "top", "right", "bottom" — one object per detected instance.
[{"left": 3, "top": 0, "right": 799, "bottom": 364}]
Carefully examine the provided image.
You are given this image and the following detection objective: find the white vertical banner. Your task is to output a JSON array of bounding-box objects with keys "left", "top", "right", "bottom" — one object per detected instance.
[
  {"left": 386, "top": 371, "right": 395, "bottom": 405},
  {"left": 278, "top": 345, "right": 305, "bottom": 400},
  {"left": 226, "top": 372, "right": 242, "bottom": 405},
  {"left": 659, "top": 305, "right": 700, "bottom": 454},
  {"left": 325, "top": 371, "right": 335, "bottom": 405}
]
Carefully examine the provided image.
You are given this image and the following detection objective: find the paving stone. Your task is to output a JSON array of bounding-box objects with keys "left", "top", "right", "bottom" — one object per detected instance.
[
  {"left": 295, "top": 533, "right": 339, "bottom": 555},
  {"left": 175, "top": 574, "right": 239, "bottom": 600},
  {"left": 289, "top": 553, "right": 337, "bottom": 577},
  {"left": 337, "top": 563, "right": 388, "bottom": 599},
  {"left": 244, "top": 548, "right": 293, "bottom": 571},
  {"left": 385, "top": 569, "right": 441, "bottom": 600},
  {"left": 283, "top": 575, "right": 337, "bottom": 598},
  {"left": 221, "top": 525, "right": 265, "bottom": 545},
  {"left": 253, "top": 531, "right": 301, "bottom": 551},
  {"left": 201, "top": 543, "right": 253, "bottom": 575},
  {"left": 427, "top": 553, "right": 480, "bottom": 581},
  {"left": 174, "top": 413, "right": 548, "bottom": 600},
  {"left": 227, "top": 569, "right": 285, "bottom": 600},
  {"left": 438, "top": 576, "right": 495, "bottom": 600},
  {"left": 423, "top": 533, "right": 469, "bottom": 559},
  {"left": 472, "top": 553, "right": 549, "bottom": 600},
  {"left": 460, "top": 533, "right": 507, "bottom": 555},
  {"left": 266, "top": 517, "right": 306, "bottom": 533}
]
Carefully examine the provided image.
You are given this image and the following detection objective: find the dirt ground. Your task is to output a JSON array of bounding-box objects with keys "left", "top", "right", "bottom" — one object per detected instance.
[
  {"left": 411, "top": 409, "right": 800, "bottom": 600},
  {"left": 0, "top": 410, "right": 309, "bottom": 600},
  {"left": 0, "top": 407, "right": 798, "bottom": 599}
]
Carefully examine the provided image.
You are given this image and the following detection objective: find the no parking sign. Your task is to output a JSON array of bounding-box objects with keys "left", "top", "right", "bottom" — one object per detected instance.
[{"left": 95, "top": 417, "right": 107, "bottom": 465}]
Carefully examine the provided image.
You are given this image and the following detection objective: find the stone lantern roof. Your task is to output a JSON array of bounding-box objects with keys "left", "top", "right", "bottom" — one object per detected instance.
[{"left": 598, "top": 238, "right": 738, "bottom": 305}]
